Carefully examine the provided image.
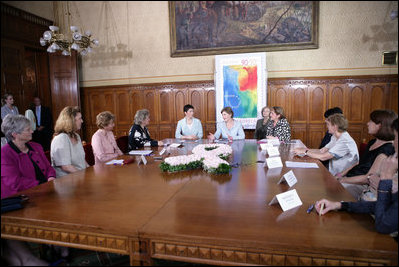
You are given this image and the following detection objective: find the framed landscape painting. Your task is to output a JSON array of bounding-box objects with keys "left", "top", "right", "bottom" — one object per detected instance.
[{"left": 169, "top": 1, "right": 319, "bottom": 57}]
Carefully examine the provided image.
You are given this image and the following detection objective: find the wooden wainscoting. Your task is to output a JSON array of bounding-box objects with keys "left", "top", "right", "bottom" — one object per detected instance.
[
  {"left": 81, "top": 75, "right": 398, "bottom": 148},
  {"left": 81, "top": 81, "right": 216, "bottom": 142}
]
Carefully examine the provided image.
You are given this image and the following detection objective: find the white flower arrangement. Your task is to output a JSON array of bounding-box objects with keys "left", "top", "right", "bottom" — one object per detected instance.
[
  {"left": 202, "top": 156, "right": 231, "bottom": 174},
  {"left": 160, "top": 143, "right": 232, "bottom": 174},
  {"left": 192, "top": 143, "right": 232, "bottom": 160}
]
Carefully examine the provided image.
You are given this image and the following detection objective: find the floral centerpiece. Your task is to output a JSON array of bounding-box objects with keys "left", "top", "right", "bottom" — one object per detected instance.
[
  {"left": 160, "top": 154, "right": 202, "bottom": 172},
  {"left": 192, "top": 143, "right": 232, "bottom": 160},
  {"left": 160, "top": 143, "right": 232, "bottom": 174},
  {"left": 202, "top": 156, "right": 231, "bottom": 174}
]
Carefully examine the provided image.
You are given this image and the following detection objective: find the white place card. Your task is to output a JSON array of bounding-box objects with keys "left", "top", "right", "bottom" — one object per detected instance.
[
  {"left": 277, "top": 170, "right": 298, "bottom": 187},
  {"left": 264, "top": 157, "right": 283, "bottom": 169},
  {"left": 138, "top": 155, "right": 147, "bottom": 165},
  {"left": 159, "top": 148, "right": 166, "bottom": 155},
  {"left": 268, "top": 189, "right": 303, "bottom": 212},
  {"left": 260, "top": 143, "right": 273, "bottom": 150},
  {"left": 268, "top": 139, "right": 281, "bottom": 146},
  {"left": 266, "top": 147, "right": 280, "bottom": 157}
]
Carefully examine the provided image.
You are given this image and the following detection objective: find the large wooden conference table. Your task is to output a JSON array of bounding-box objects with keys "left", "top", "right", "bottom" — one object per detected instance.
[{"left": 1, "top": 139, "right": 397, "bottom": 265}]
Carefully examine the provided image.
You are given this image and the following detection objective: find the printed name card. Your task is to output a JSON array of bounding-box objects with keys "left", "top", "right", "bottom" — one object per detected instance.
[
  {"left": 268, "top": 189, "right": 303, "bottom": 212},
  {"left": 265, "top": 157, "right": 283, "bottom": 169},
  {"left": 260, "top": 143, "right": 273, "bottom": 150},
  {"left": 266, "top": 147, "right": 280, "bottom": 157},
  {"left": 138, "top": 154, "right": 147, "bottom": 165},
  {"left": 268, "top": 139, "right": 281, "bottom": 146},
  {"left": 159, "top": 148, "right": 166, "bottom": 155},
  {"left": 277, "top": 170, "right": 298, "bottom": 187}
]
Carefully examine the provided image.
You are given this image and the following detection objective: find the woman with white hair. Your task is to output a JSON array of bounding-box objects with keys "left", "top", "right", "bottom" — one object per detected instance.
[
  {"left": 1, "top": 114, "right": 55, "bottom": 198},
  {"left": 128, "top": 109, "right": 163, "bottom": 150},
  {"left": 24, "top": 109, "right": 36, "bottom": 132},
  {"left": 1, "top": 114, "right": 56, "bottom": 265}
]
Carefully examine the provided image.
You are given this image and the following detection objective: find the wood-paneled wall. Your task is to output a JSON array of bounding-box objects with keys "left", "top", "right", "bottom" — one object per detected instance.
[
  {"left": 81, "top": 75, "right": 398, "bottom": 148},
  {"left": 1, "top": 3, "right": 53, "bottom": 113}
]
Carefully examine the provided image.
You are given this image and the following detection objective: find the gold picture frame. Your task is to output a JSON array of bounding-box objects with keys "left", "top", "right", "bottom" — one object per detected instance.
[{"left": 169, "top": 1, "right": 319, "bottom": 57}]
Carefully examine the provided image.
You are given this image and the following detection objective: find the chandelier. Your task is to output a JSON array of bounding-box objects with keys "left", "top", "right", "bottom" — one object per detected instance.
[{"left": 39, "top": 2, "right": 99, "bottom": 56}]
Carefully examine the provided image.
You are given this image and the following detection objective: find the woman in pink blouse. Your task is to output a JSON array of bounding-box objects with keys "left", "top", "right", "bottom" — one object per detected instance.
[{"left": 91, "top": 111, "right": 123, "bottom": 164}]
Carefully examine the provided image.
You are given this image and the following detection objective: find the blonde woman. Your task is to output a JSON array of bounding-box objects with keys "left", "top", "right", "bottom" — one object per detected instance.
[
  {"left": 1, "top": 93, "right": 19, "bottom": 119},
  {"left": 50, "top": 106, "right": 88, "bottom": 178},
  {"left": 91, "top": 111, "right": 123, "bottom": 164},
  {"left": 294, "top": 113, "right": 359, "bottom": 176}
]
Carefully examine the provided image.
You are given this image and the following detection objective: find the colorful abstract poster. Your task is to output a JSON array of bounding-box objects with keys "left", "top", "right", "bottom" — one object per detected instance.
[{"left": 215, "top": 52, "right": 267, "bottom": 129}]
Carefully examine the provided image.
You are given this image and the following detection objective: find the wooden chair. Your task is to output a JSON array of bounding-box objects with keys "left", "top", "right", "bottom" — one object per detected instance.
[
  {"left": 83, "top": 143, "right": 95, "bottom": 166},
  {"left": 116, "top": 135, "right": 129, "bottom": 154},
  {"left": 359, "top": 138, "right": 368, "bottom": 158}
]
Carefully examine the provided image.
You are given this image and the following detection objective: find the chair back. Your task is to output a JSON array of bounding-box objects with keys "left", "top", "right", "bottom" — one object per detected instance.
[
  {"left": 116, "top": 135, "right": 129, "bottom": 153},
  {"left": 359, "top": 139, "right": 368, "bottom": 158},
  {"left": 83, "top": 143, "right": 95, "bottom": 166}
]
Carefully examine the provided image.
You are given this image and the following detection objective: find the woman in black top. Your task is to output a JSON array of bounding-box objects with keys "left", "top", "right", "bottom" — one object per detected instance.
[
  {"left": 337, "top": 110, "right": 397, "bottom": 198},
  {"left": 254, "top": 106, "right": 271, "bottom": 139},
  {"left": 128, "top": 109, "right": 164, "bottom": 150}
]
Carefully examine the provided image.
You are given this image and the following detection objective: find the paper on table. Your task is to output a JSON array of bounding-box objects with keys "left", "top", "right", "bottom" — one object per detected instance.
[
  {"left": 285, "top": 161, "right": 318, "bottom": 168},
  {"left": 169, "top": 143, "right": 182, "bottom": 148},
  {"left": 105, "top": 159, "right": 124, "bottom": 165},
  {"left": 268, "top": 139, "right": 281, "bottom": 146},
  {"left": 128, "top": 150, "right": 153, "bottom": 155},
  {"left": 260, "top": 143, "right": 273, "bottom": 150}
]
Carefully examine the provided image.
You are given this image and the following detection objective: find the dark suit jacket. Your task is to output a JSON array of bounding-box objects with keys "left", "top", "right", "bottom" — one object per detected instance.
[{"left": 30, "top": 105, "right": 53, "bottom": 135}]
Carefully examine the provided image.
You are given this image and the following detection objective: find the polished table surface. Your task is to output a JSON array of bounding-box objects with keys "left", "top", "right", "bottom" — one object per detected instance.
[{"left": 2, "top": 139, "right": 397, "bottom": 265}]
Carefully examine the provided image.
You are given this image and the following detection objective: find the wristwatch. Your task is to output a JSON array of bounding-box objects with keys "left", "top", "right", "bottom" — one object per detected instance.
[{"left": 304, "top": 149, "right": 309, "bottom": 156}]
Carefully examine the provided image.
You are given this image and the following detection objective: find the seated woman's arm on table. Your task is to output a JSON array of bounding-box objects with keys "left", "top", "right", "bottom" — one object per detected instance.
[{"left": 338, "top": 153, "right": 388, "bottom": 184}]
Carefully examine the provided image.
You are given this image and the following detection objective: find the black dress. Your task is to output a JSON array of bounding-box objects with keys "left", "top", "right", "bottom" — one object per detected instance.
[
  {"left": 346, "top": 139, "right": 394, "bottom": 177},
  {"left": 128, "top": 124, "right": 158, "bottom": 150},
  {"left": 254, "top": 119, "right": 270, "bottom": 139}
]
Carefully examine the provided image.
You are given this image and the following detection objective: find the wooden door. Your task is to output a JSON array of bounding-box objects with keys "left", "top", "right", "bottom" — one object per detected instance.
[
  {"left": 49, "top": 51, "right": 79, "bottom": 123},
  {"left": 1, "top": 40, "right": 24, "bottom": 112}
]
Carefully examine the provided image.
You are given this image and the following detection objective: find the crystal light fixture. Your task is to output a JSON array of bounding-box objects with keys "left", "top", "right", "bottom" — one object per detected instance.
[
  {"left": 40, "top": 2, "right": 99, "bottom": 56},
  {"left": 40, "top": 25, "right": 99, "bottom": 56}
]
